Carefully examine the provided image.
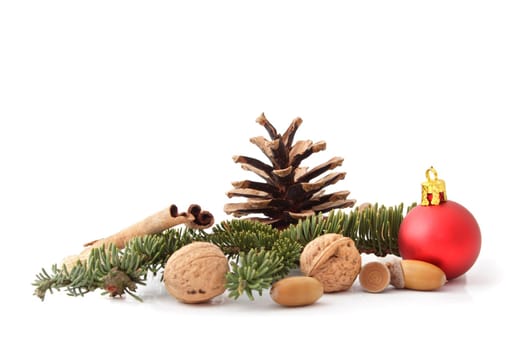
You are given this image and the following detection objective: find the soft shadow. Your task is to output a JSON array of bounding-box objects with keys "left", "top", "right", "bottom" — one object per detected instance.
[
  {"left": 443, "top": 274, "right": 468, "bottom": 291},
  {"left": 462, "top": 258, "right": 503, "bottom": 288}
]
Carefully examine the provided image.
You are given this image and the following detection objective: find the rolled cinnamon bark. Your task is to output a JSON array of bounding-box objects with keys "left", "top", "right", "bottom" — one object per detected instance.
[{"left": 62, "top": 204, "right": 214, "bottom": 270}]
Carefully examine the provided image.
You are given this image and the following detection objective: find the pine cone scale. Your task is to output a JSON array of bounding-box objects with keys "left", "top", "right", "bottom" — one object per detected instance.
[
  {"left": 272, "top": 166, "right": 293, "bottom": 177},
  {"left": 226, "top": 188, "right": 271, "bottom": 199},
  {"left": 233, "top": 155, "right": 274, "bottom": 176},
  {"left": 290, "top": 141, "right": 326, "bottom": 168},
  {"left": 311, "top": 199, "right": 357, "bottom": 212},
  {"left": 231, "top": 180, "right": 281, "bottom": 197},
  {"left": 249, "top": 136, "right": 279, "bottom": 166},
  {"left": 295, "top": 157, "right": 344, "bottom": 183},
  {"left": 256, "top": 113, "right": 279, "bottom": 139},
  {"left": 282, "top": 117, "right": 303, "bottom": 148},
  {"left": 272, "top": 139, "right": 289, "bottom": 169},
  {"left": 299, "top": 191, "right": 352, "bottom": 210}
]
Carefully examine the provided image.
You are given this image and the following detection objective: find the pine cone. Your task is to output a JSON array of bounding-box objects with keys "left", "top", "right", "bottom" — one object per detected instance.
[{"left": 224, "top": 114, "right": 356, "bottom": 229}]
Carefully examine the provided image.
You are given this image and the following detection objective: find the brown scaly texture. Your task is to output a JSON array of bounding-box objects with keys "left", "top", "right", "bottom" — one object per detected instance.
[{"left": 224, "top": 114, "right": 355, "bottom": 229}]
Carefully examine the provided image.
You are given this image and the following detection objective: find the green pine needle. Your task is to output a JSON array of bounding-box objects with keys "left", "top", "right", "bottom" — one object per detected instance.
[
  {"left": 33, "top": 203, "right": 413, "bottom": 302},
  {"left": 206, "top": 220, "right": 279, "bottom": 259},
  {"left": 33, "top": 227, "right": 193, "bottom": 301}
]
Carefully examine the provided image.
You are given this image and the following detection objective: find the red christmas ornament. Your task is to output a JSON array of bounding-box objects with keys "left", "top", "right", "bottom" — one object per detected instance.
[{"left": 398, "top": 167, "right": 481, "bottom": 280}]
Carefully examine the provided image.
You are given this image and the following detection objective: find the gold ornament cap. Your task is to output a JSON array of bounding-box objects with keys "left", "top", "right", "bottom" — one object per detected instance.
[{"left": 421, "top": 166, "right": 447, "bottom": 206}]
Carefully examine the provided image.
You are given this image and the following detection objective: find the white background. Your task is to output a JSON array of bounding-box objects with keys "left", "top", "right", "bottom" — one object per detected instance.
[{"left": 1, "top": 1, "right": 523, "bottom": 349}]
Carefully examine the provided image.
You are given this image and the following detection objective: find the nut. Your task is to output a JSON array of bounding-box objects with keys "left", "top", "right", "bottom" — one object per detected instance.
[
  {"left": 270, "top": 276, "right": 324, "bottom": 307},
  {"left": 300, "top": 233, "right": 361, "bottom": 292},
  {"left": 163, "top": 242, "right": 229, "bottom": 303},
  {"left": 386, "top": 259, "right": 446, "bottom": 291}
]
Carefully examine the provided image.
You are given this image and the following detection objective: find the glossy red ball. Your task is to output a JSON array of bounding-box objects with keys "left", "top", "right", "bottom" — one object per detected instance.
[{"left": 398, "top": 200, "right": 481, "bottom": 279}]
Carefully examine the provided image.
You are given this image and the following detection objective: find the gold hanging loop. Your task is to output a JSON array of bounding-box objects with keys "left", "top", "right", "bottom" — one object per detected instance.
[{"left": 421, "top": 166, "right": 447, "bottom": 206}]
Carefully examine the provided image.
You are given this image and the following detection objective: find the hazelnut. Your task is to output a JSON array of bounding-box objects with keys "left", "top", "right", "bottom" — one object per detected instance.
[
  {"left": 163, "top": 242, "right": 229, "bottom": 303},
  {"left": 300, "top": 233, "right": 361, "bottom": 292}
]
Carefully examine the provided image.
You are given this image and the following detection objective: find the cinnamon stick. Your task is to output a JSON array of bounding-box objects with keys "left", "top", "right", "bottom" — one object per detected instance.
[{"left": 62, "top": 204, "right": 214, "bottom": 270}]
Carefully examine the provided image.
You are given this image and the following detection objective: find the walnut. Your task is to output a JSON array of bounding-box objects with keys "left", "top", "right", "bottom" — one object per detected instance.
[
  {"left": 163, "top": 242, "right": 229, "bottom": 303},
  {"left": 300, "top": 233, "right": 361, "bottom": 292}
]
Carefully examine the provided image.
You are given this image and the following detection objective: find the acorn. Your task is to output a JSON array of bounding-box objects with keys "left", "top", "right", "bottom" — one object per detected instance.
[
  {"left": 359, "top": 259, "right": 447, "bottom": 293},
  {"left": 270, "top": 276, "right": 324, "bottom": 307},
  {"left": 389, "top": 259, "right": 447, "bottom": 291}
]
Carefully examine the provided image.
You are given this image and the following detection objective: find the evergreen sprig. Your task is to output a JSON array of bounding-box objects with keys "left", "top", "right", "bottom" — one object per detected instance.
[
  {"left": 33, "top": 244, "right": 145, "bottom": 301},
  {"left": 226, "top": 249, "right": 284, "bottom": 300},
  {"left": 205, "top": 220, "right": 280, "bottom": 259},
  {"left": 33, "top": 203, "right": 413, "bottom": 302},
  {"left": 33, "top": 228, "right": 194, "bottom": 301},
  {"left": 225, "top": 237, "right": 302, "bottom": 300},
  {"left": 282, "top": 202, "right": 415, "bottom": 256}
]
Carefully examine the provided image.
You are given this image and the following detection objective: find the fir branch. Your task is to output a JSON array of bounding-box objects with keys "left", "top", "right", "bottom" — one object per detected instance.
[
  {"left": 226, "top": 249, "right": 282, "bottom": 300},
  {"left": 225, "top": 239, "right": 301, "bottom": 300},
  {"left": 33, "top": 244, "right": 148, "bottom": 301},
  {"left": 271, "top": 237, "right": 302, "bottom": 274},
  {"left": 124, "top": 228, "right": 194, "bottom": 276},
  {"left": 280, "top": 209, "right": 342, "bottom": 245},
  {"left": 202, "top": 220, "right": 302, "bottom": 300},
  {"left": 204, "top": 220, "right": 279, "bottom": 259},
  {"left": 343, "top": 202, "right": 415, "bottom": 255},
  {"left": 33, "top": 228, "right": 195, "bottom": 301},
  {"left": 281, "top": 203, "right": 415, "bottom": 256},
  {"left": 224, "top": 235, "right": 302, "bottom": 300},
  {"left": 33, "top": 204, "right": 413, "bottom": 302}
]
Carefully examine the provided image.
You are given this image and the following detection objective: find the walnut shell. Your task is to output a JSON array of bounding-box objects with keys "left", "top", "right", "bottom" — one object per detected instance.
[
  {"left": 300, "top": 233, "right": 361, "bottom": 292},
  {"left": 163, "top": 242, "right": 229, "bottom": 303}
]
